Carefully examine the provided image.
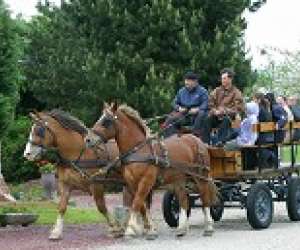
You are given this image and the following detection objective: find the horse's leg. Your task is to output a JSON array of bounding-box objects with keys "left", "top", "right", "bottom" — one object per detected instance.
[
  {"left": 197, "top": 180, "right": 214, "bottom": 236},
  {"left": 141, "top": 193, "right": 158, "bottom": 240},
  {"left": 90, "top": 183, "right": 123, "bottom": 237},
  {"left": 173, "top": 183, "right": 190, "bottom": 237},
  {"left": 49, "top": 180, "right": 70, "bottom": 240},
  {"left": 125, "top": 171, "right": 156, "bottom": 238}
]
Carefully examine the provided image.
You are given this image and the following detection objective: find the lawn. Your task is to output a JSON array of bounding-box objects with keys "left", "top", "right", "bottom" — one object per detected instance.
[
  {"left": 280, "top": 145, "right": 300, "bottom": 163},
  {"left": 0, "top": 201, "right": 105, "bottom": 225},
  {"left": 3, "top": 181, "right": 105, "bottom": 225}
]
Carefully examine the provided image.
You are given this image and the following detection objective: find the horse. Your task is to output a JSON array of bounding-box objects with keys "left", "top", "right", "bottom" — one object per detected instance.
[
  {"left": 85, "top": 103, "right": 218, "bottom": 238},
  {"left": 23, "top": 109, "right": 124, "bottom": 240}
]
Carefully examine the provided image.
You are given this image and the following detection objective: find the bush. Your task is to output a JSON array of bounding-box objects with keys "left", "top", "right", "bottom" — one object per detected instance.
[{"left": 2, "top": 116, "right": 40, "bottom": 183}]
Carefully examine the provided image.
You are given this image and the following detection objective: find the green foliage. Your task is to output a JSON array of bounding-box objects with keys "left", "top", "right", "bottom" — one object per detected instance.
[
  {"left": 39, "top": 162, "right": 55, "bottom": 174},
  {"left": 2, "top": 116, "right": 40, "bottom": 182},
  {"left": 0, "top": 0, "right": 23, "bottom": 139},
  {"left": 0, "top": 206, "right": 30, "bottom": 214},
  {"left": 250, "top": 47, "right": 300, "bottom": 97},
  {"left": 24, "top": 0, "right": 258, "bottom": 121},
  {"left": 10, "top": 182, "right": 43, "bottom": 201}
]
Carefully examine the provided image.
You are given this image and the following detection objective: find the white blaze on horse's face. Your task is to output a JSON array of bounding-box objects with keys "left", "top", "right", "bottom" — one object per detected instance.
[{"left": 23, "top": 125, "right": 43, "bottom": 161}]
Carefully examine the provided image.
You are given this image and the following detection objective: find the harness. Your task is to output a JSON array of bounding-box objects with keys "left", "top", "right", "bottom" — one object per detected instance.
[
  {"left": 29, "top": 115, "right": 119, "bottom": 182},
  {"left": 89, "top": 133, "right": 211, "bottom": 182}
]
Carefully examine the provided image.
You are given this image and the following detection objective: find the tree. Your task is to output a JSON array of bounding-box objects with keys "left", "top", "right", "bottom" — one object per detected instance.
[
  {"left": 250, "top": 47, "right": 300, "bottom": 97},
  {"left": 25, "top": 0, "right": 265, "bottom": 121},
  {"left": 0, "top": 0, "right": 22, "bottom": 176}
]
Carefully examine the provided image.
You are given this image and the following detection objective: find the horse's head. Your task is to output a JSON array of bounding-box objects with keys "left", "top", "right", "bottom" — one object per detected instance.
[
  {"left": 23, "top": 111, "right": 57, "bottom": 161},
  {"left": 85, "top": 103, "right": 118, "bottom": 148}
]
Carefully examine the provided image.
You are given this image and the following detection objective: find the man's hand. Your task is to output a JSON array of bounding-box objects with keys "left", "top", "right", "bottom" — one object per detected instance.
[
  {"left": 178, "top": 106, "right": 187, "bottom": 113},
  {"left": 189, "top": 107, "right": 199, "bottom": 115},
  {"left": 215, "top": 107, "right": 225, "bottom": 116}
]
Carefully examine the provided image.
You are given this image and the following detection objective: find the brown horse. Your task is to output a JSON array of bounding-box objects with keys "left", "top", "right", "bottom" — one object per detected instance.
[
  {"left": 85, "top": 103, "right": 218, "bottom": 237},
  {"left": 23, "top": 110, "right": 124, "bottom": 240}
]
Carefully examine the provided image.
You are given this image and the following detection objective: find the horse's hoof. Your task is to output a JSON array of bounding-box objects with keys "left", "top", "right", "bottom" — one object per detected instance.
[
  {"left": 49, "top": 233, "right": 62, "bottom": 241},
  {"left": 203, "top": 230, "right": 214, "bottom": 237},
  {"left": 124, "top": 225, "right": 138, "bottom": 239},
  {"left": 110, "top": 230, "right": 124, "bottom": 238},
  {"left": 145, "top": 230, "right": 158, "bottom": 240},
  {"left": 175, "top": 228, "right": 187, "bottom": 237}
]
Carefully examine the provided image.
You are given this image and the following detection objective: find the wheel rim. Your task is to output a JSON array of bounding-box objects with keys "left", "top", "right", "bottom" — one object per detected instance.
[
  {"left": 170, "top": 195, "right": 179, "bottom": 221},
  {"left": 255, "top": 190, "right": 271, "bottom": 223},
  {"left": 295, "top": 186, "right": 300, "bottom": 215}
]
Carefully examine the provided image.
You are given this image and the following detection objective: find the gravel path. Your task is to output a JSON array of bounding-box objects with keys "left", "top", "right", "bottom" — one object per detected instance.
[
  {"left": 97, "top": 198, "right": 300, "bottom": 250},
  {"left": 1, "top": 192, "right": 300, "bottom": 250}
]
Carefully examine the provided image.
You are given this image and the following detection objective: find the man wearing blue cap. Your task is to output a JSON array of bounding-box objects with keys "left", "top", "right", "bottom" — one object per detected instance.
[{"left": 162, "top": 71, "right": 208, "bottom": 138}]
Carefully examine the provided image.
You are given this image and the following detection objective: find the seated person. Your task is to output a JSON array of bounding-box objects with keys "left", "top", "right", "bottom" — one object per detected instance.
[
  {"left": 265, "top": 92, "right": 288, "bottom": 143},
  {"left": 287, "top": 95, "right": 300, "bottom": 140},
  {"left": 253, "top": 92, "right": 273, "bottom": 144},
  {"left": 200, "top": 68, "right": 244, "bottom": 145},
  {"left": 277, "top": 95, "right": 294, "bottom": 142},
  {"left": 224, "top": 102, "right": 259, "bottom": 151},
  {"left": 251, "top": 93, "right": 277, "bottom": 169},
  {"left": 162, "top": 71, "right": 208, "bottom": 138}
]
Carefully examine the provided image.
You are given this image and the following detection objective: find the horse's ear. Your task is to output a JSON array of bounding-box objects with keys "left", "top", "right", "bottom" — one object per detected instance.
[
  {"left": 103, "top": 102, "right": 109, "bottom": 110},
  {"left": 33, "top": 109, "right": 43, "bottom": 120},
  {"left": 29, "top": 112, "right": 40, "bottom": 123},
  {"left": 111, "top": 102, "right": 118, "bottom": 112}
]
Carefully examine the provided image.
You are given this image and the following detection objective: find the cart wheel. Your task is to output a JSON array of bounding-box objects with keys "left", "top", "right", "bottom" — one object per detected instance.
[
  {"left": 210, "top": 198, "right": 224, "bottom": 222},
  {"left": 162, "top": 191, "right": 191, "bottom": 228},
  {"left": 246, "top": 183, "right": 273, "bottom": 229},
  {"left": 287, "top": 177, "right": 300, "bottom": 221}
]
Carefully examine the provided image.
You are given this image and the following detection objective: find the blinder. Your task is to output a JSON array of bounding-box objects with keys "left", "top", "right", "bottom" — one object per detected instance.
[{"left": 36, "top": 126, "right": 46, "bottom": 138}]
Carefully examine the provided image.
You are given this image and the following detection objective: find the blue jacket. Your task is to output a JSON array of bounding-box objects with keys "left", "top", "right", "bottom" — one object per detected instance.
[
  {"left": 271, "top": 104, "right": 288, "bottom": 129},
  {"left": 173, "top": 85, "right": 208, "bottom": 113}
]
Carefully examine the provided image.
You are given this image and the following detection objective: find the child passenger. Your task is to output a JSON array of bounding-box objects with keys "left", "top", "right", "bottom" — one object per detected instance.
[{"left": 224, "top": 102, "right": 259, "bottom": 151}]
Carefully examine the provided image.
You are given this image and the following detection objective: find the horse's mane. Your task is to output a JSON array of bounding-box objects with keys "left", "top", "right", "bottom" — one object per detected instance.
[
  {"left": 47, "top": 109, "right": 88, "bottom": 135},
  {"left": 118, "top": 104, "right": 150, "bottom": 137}
]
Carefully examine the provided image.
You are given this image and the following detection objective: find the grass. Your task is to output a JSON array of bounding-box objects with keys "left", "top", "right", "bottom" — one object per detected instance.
[
  {"left": 280, "top": 145, "right": 300, "bottom": 163},
  {"left": 5, "top": 181, "right": 106, "bottom": 225},
  {"left": 0, "top": 202, "right": 105, "bottom": 225}
]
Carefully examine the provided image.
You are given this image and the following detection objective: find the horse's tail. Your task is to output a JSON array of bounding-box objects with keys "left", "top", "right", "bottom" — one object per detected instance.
[{"left": 207, "top": 179, "right": 219, "bottom": 206}]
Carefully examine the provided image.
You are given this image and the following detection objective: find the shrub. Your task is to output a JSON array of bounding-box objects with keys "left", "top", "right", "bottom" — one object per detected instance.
[{"left": 2, "top": 116, "right": 40, "bottom": 183}]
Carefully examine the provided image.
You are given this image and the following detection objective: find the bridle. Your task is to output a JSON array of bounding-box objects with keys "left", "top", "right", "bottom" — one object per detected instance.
[
  {"left": 90, "top": 111, "right": 118, "bottom": 145},
  {"left": 29, "top": 118, "right": 58, "bottom": 151}
]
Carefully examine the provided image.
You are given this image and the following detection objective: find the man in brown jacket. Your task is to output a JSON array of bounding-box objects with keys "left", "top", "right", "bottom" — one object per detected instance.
[{"left": 200, "top": 68, "right": 244, "bottom": 144}]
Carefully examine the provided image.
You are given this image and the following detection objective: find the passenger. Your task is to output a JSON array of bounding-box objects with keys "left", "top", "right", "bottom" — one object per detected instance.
[
  {"left": 277, "top": 95, "right": 294, "bottom": 142},
  {"left": 252, "top": 93, "right": 277, "bottom": 168},
  {"left": 224, "top": 102, "right": 259, "bottom": 151},
  {"left": 287, "top": 95, "right": 300, "bottom": 140},
  {"left": 253, "top": 92, "right": 273, "bottom": 144},
  {"left": 265, "top": 93, "right": 288, "bottom": 143},
  {"left": 201, "top": 68, "right": 244, "bottom": 145},
  {"left": 162, "top": 71, "right": 208, "bottom": 138}
]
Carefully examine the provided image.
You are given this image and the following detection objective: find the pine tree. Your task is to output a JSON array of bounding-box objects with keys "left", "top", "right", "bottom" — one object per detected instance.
[{"left": 25, "top": 0, "right": 265, "bottom": 119}]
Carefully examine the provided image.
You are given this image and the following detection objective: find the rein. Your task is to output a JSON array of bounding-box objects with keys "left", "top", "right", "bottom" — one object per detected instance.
[{"left": 31, "top": 116, "right": 113, "bottom": 180}]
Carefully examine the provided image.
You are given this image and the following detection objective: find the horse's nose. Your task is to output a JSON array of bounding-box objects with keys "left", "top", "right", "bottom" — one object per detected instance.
[
  {"left": 24, "top": 152, "right": 31, "bottom": 158},
  {"left": 85, "top": 138, "right": 91, "bottom": 144}
]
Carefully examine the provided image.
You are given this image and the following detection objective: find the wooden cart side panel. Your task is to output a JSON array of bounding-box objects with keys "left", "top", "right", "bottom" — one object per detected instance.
[{"left": 209, "top": 148, "right": 242, "bottom": 179}]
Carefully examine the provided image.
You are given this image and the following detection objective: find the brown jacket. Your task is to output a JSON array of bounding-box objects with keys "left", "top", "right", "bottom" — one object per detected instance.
[{"left": 208, "top": 85, "right": 244, "bottom": 118}]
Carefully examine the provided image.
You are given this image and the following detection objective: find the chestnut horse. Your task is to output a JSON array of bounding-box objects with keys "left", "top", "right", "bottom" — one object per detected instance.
[
  {"left": 85, "top": 103, "right": 218, "bottom": 237},
  {"left": 23, "top": 110, "right": 124, "bottom": 240}
]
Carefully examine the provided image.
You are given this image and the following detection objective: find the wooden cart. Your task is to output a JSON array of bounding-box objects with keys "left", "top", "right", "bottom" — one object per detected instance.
[{"left": 162, "top": 121, "right": 300, "bottom": 229}]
